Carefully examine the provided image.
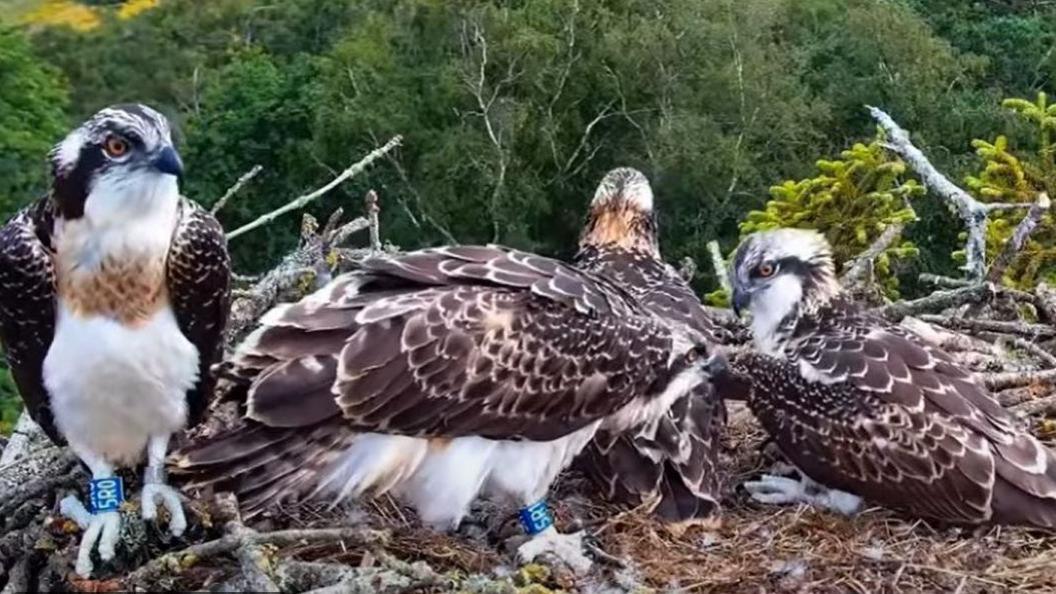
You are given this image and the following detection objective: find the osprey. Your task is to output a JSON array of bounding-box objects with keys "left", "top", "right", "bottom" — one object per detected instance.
[
  {"left": 171, "top": 245, "right": 723, "bottom": 571},
  {"left": 728, "top": 228, "right": 1056, "bottom": 528},
  {"left": 572, "top": 167, "right": 731, "bottom": 523},
  {"left": 0, "top": 104, "right": 231, "bottom": 576}
]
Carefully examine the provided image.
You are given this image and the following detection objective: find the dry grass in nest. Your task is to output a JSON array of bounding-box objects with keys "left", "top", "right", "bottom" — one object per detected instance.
[{"left": 583, "top": 406, "right": 1056, "bottom": 593}]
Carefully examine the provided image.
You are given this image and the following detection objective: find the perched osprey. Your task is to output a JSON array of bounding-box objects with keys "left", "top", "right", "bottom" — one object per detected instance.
[
  {"left": 728, "top": 228, "right": 1056, "bottom": 527},
  {"left": 172, "top": 245, "right": 723, "bottom": 571},
  {"left": 572, "top": 168, "right": 732, "bottom": 523},
  {"left": 0, "top": 104, "right": 230, "bottom": 576}
]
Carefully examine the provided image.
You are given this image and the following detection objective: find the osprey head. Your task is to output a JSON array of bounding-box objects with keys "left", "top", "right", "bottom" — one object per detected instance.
[
  {"left": 729, "top": 228, "right": 839, "bottom": 330},
  {"left": 579, "top": 167, "right": 659, "bottom": 255},
  {"left": 591, "top": 167, "right": 654, "bottom": 212},
  {"left": 49, "top": 103, "right": 182, "bottom": 222}
]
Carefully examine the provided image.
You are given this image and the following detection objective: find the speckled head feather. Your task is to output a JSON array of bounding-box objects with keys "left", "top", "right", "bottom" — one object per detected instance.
[
  {"left": 729, "top": 228, "right": 840, "bottom": 351},
  {"left": 48, "top": 103, "right": 181, "bottom": 220},
  {"left": 579, "top": 167, "right": 659, "bottom": 255}
]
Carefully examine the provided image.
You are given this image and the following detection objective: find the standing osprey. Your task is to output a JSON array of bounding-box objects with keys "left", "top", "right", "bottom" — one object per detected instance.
[
  {"left": 0, "top": 104, "right": 231, "bottom": 576},
  {"left": 573, "top": 168, "right": 732, "bottom": 523},
  {"left": 172, "top": 245, "right": 723, "bottom": 571},
  {"left": 727, "top": 228, "right": 1056, "bottom": 527}
]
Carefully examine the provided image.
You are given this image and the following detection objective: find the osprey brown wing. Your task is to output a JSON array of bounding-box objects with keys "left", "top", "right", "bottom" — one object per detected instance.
[
  {"left": 789, "top": 301, "right": 1056, "bottom": 503},
  {"left": 239, "top": 245, "right": 675, "bottom": 442},
  {"left": 574, "top": 245, "right": 730, "bottom": 521},
  {"left": 166, "top": 198, "right": 231, "bottom": 426},
  {"left": 734, "top": 352, "right": 998, "bottom": 524},
  {"left": 0, "top": 198, "right": 61, "bottom": 443}
]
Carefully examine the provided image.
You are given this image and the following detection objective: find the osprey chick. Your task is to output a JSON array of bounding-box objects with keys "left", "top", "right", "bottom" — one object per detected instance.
[
  {"left": 573, "top": 167, "right": 734, "bottom": 524},
  {"left": 0, "top": 105, "right": 231, "bottom": 576},
  {"left": 728, "top": 228, "right": 1056, "bottom": 528},
  {"left": 172, "top": 245, "right": 724, "bottom": 572}
]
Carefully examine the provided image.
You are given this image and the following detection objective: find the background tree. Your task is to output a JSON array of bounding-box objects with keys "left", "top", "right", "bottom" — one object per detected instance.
[{"left": 0, "top": 27, "right": 68, "bottom": 219}]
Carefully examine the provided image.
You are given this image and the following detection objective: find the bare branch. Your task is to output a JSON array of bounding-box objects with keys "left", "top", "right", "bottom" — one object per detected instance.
[
  {"left": 211, "top": 164, "right": 264, "bottom": 215},
  {"left": 127, "top": 526, "right": 388, "bottom": 588},
  {"left": 877, "top": 284, "right": 994, "bottom": 321},
  {"left": 562, "top": 101, "right": 617, "bottom": 174},
  {"left": 1011, "top": 393, "right": 1056, "bottom": 417},
  {"left": 365, "top": 190, "right": 381, "bottom": 253},
  {"left": 1037, "top": 282, "right": 1056, "bottom": 324},
  {"left": 224, "top": 213, "right": 370, "bottom": 344},
  {"left": 707, "top": 241, "right": 731, "bottom": 293},
  {"left": 841, "top": 222, "right": 905, "bottom": 287},
  {"left": 462, "top": 22, "right": 515, "bottom": 242},
  {"left": 226, "top": 136, "right": 402, "bottom": 240},
  {"left": 919, "top": 274, "right": 972, "bottom": 289},
  {"left": 918, "top": 314, "right": 1056, "bottom": 340},
  {"left": 869, "top": 106, "right": 991, "bottom": 281},
  {"left": 678, "top": 256, "right": 698, "bottom": 283},
  {"left": 1005, "top": 337, "right": 1056, "bottom": 368},
  {"left": 984, "top": 369, "right": 1056, "bottom": 391},
  {"left": 987, "top": 192, "right": 1051, "bottom": 283},
  {"left": 382, "top": 151, "right": 458, "bottom": 244}
]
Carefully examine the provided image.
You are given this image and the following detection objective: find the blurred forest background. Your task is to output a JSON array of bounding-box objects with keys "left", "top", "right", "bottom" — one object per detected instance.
[{"left": 3, "top": 0, "right": 1056, "bottom": 431}]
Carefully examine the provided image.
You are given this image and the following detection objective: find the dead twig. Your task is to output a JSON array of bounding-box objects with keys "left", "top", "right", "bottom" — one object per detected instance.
[
  {"left": 918, "top": 314, "right": 1056, "bottom": 340},
  {"left": 211, "top": 164, "right": 264, "bottom": 215},
  {"left": 841, "top": 222, "right": 906, "bottom": 287},
  {"left": 224, "top": 212, "right": 371, "bottom": 344},
  {"left": 878, "top": 285, "right": 994, "bottom": 321},
  {"left": 365, "top": 190, "right": 381, "bottom": 253},
  {"left": 1036, "top": 282, "right": 1056, "bottom": 324},
  {"left": 1004, "top": 337, "right": 1056, "bottom": 368},
  {"left": 1012, "top": 394, "right": 1056, "bottom": 417},
  {"left": 126, "top": 526, "right": 389, "bottom": 588},
  {"left": 707, "top": 241, "right": 730, "bottom": 293},
  {"left": 987, "top": 193, "right": 1051, "bottom": 283},
  {"left": 919, "top": 274, "right": 972, "bottom": 289},
  {"left": 868, "top": 106, "right": 1035, "bottom": 281},
  {"left": 983, "top": 369, "right": 1056, "bottom": 391},
  {"left": 226, "top": 136, "right": 402, "bottom": 240}
]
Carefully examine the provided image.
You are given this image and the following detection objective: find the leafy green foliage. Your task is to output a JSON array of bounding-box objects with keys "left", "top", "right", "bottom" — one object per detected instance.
[
  {"left": 0, "top": 26, "right": 68, "bottom": 219},
  {"left": 0, "top": 362, "right": 20, "bottom": 436},
  {"left": 735, "top": 138, "right": 921, "bottom": 299},
  {"left": 962, "top": 92, "right": 1056, "bottom": 288}
]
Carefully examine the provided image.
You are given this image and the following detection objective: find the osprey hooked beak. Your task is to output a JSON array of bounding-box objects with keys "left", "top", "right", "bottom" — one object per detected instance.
[
  {"left": 152, "top": 145, "right": 184, "bottom": 180},
  {"left": 731, "top": 286, "right": 751, "bottom": 318}
]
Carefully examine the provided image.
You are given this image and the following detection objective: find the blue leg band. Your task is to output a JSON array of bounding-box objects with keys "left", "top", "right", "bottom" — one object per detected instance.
[
  {"left": 89, "top": 477, "right": 125, "bottom": 513},
  {"left": 519, "top": 499, "right": 553, "bottom": 536}
]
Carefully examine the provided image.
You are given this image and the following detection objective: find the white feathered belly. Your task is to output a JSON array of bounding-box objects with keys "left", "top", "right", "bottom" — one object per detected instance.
[
  {"left": 44, "top": 302, "right": 199, "bottom": 467},
  {"left": 317, "top": 423, "right": 601, "bottom": 530}
]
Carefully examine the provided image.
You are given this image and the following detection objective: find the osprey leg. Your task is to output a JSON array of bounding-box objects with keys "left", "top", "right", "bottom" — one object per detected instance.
[
  {"left": 514, "top": 499, "right": 592, "bottom": 574},
  {"left": 141, "top": 434, "right": 186, "bottom": 536},
  {"left": 59, "top": 447, "right": 123, "bottom": 578}
]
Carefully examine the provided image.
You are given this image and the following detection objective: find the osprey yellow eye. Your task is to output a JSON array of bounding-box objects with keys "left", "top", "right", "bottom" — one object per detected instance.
[{"left": 104, "top": 135, "right": 129, "bottom": 158}]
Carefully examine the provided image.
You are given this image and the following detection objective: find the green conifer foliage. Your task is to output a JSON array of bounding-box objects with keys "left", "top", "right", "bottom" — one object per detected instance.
[
  {"left": 962, "top": 92, "right": 1056, "bottom": 288},
  {"left": 708, "top": 137, "right": 920, "bottom": 305}
]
